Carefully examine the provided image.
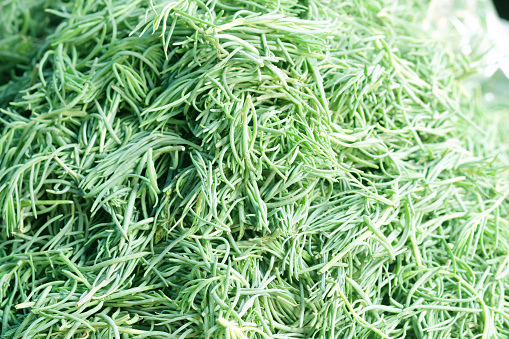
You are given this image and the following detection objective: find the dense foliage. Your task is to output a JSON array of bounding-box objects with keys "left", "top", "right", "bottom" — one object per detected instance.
[{"left": 1, "top": 0, "right": 508, "bottom": 338}]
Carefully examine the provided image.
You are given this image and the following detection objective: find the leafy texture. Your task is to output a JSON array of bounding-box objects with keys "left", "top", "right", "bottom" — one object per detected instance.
[{"left": 0, "top": 0, "right": 508, "bottom": 338}]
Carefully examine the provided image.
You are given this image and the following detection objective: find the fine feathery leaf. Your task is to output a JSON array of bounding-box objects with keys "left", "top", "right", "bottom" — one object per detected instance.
[{"left": 0, "top": 0, "right": 508, "bottom": 338}]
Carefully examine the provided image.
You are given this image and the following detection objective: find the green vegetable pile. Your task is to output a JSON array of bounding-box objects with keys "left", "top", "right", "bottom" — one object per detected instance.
[{"left": 1, "top": 0, "right": 508, "bottom": 338}]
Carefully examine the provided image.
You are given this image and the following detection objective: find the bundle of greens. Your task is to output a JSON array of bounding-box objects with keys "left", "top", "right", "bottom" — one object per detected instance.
[{"left": 1, "top": 0, "right": 508, "bottom": 338}]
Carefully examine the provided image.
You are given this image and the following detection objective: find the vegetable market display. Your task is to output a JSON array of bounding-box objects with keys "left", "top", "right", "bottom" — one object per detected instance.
[{"left": 1, "top": 0, "right": 508, "bottom": 338}]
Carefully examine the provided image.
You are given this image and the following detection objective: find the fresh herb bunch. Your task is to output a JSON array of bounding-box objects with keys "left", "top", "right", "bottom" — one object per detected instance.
[{"left": 0, "top": 0, "right": 508, "bottom": 338}]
